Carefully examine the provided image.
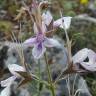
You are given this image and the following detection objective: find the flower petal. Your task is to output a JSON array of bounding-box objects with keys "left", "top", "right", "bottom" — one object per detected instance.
[
  {"left": 8, "top": 64, "right": 26, "bottom": 77},
  {"left": 44, "top": 38, "right": 61, "bottom": 47},
  {"left": 42, "top": 11, "right": 53, "bottom": 26},
  {"left": 24, "top": 37, "right": 36, "bottom": 46},
  {"left": 54, "top": 17, "right": 72, "bottom": 29},
  {"left": 88, "top": 49, "right": 96, "bottom": 64},
  {"left": 1, "top": 76, "right": 16, "bottom": 87},
  {"left": 80, "top": 62, "right": 96, "bottom": 71},
  {"left": 42, "top": 22, "right": 47, "bottom": 33},
  {"left": 72, "top": 48, "right": 89, "bottom": 64},
  {"left": 32, "top": 43, "right": 46, "bottom": 59},
  {"left": 0, "top": 86, "right": 11, "bottom": 96}
]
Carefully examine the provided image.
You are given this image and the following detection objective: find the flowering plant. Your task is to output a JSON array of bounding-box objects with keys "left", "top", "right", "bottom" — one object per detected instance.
[{"left": 0, "top": 0, "right": 96, "bottom": 96}]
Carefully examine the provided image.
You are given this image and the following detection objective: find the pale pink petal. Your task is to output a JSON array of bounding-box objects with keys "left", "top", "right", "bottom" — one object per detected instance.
[
  {"left": 0, "top": 77, "right": 13, "bottom": 96},
  {"left": 88, "top": 49, "right": 96, "bottom": 63},
  {"left": 32, "top": 43, "right": 46, "bottom": 59},
  {"left": 24, "top": 37, "right": 36, "bottom": 46},
  {"left": 44, "top": 38, "right": 61, "bottom": 47},
  {"left": 80, "top": 62, "right": 96, "bottom": 71},
  {"left": 42, "top": 22, "right": 47, "bottom": 33},
  {"left": 1, "top": 76, "right": 16, "bottom": 87},
  {"left": 42, "top": 11, "right": 53, "bottom": 26},
  {"left": 73, "top": 48, "right": 89, "bottom": 64},
  {"left": 0, "top": 85, "right": 11, "bottom": 96},
  {"left": 8, "top": 64, "right": 26, "bottom": 77},
  {"left": 54, "top": 17, "right": 72, "bottom": 29}
]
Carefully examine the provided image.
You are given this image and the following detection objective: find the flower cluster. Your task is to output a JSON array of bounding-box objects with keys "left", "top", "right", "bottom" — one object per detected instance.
[{"left": 23, "top": 0, "right": 96, "bottom": 72}]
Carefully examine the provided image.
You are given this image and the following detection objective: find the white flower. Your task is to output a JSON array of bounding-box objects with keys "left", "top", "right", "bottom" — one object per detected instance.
[
  {"left": 42, "top": 11, "right": 72, "bottom": 30},
  {"left": 72, "top": 48, "right": 89, "bottom": 64},
  {"left": 54, "top": 17, "right": 72, "bottom": 29},
  {"left": 0, "top": 76, "right": 16, "bottom": 96},
  {"left": 42, "top": 11, "right": 53, "bottom": 26},
  {"left": 80, "top": 49, "right": 96, "bottom": 71},
  {"left": 0, "top": 64, "right": 25, "bottom": 96},
  {"left": 72, "top": 48, "right": 96, "bottom": 71},
  {"left": 8, "top": 64, "right": 26, "bottom": 76}
]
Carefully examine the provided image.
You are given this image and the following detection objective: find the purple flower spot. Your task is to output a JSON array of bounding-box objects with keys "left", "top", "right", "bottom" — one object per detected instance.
[{"left": 37, "top": 43, "right": 42, "bottom": 50}]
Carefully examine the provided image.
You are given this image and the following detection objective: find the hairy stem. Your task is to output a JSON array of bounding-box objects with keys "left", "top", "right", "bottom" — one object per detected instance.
[
  {"left": 44, "top": 52, "right": 56, "bottom": 96},
  {"left": 60, "top": 10, "right": 72, "bottom": 64}
]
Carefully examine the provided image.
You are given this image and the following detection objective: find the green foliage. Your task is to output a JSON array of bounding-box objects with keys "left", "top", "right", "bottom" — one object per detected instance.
[{"left": 0, "top": 20, "right": 13, "bottom": 32}]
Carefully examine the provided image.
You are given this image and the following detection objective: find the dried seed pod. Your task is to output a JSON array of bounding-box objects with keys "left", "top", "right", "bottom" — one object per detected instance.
[{"left": 39, "top": 1, "right": 50, "bottom": 10}]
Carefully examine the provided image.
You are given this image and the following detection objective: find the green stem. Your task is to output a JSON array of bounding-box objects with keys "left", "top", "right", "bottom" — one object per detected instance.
[
  {"left": 44, "top": 52, "right": 55, "bottom": 96},
  {"left": 38, "top": 60, "right": 41, "bottom": 96}
]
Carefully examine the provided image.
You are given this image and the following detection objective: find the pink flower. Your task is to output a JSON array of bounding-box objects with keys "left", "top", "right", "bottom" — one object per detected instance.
[
  {"left": 73, "top": 48, "right": 96, "bottom": 71},
  {"left": 24, "top": 32, "right": 61, "bottom": 59}
]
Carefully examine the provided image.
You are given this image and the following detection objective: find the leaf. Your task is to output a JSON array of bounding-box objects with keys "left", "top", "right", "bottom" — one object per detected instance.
[{"left": 38, "top": 82, "right": 43, "bottom": 91}]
